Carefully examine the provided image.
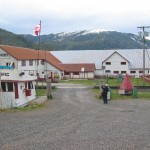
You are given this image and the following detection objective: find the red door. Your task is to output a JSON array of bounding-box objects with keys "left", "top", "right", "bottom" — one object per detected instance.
[{"left": 14, "top": 82, "right": 19, "bottom": 99}]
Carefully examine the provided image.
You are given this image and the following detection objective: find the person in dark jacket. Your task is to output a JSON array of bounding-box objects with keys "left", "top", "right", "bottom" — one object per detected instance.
[{"left": 101, "top": 84, "right": 109, "bottom": 104}]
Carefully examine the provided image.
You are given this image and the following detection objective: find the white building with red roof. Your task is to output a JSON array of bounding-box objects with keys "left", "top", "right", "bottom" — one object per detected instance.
[
  {"left": 0, "top": 45, "right": 64, "bottom": 108},
  {"left": 52, "top": 49, "right": 150, "bottom": 77},
  {"left": 60, "top": 63, "right": 95, "bottom": 79}
]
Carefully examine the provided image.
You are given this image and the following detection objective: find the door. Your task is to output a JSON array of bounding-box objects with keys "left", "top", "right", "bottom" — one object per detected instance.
[{"left": 14, "top": 82, "right": 19, "bottom": 99}]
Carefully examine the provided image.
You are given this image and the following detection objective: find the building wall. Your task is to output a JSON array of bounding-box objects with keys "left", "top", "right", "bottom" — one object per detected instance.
[
  {"left": 80, "top": 72, "right": 94, "bottom": 78},
  {"left": 16, "top": 82, "right": 36, "bottom": 107},
  {"left": 0, "top": 48, "right": 18, "bottom": 68},
  {"left": 1, "top": 69, "right": 37, "bottom": 81},
  {"left": 129, "top": 69, "right": 149, "bottom": 77},
  {"left": 94, "top": 70, "right": 104, "bottom": 76},
  {"left": 0, "top": 81, "right": 36, "bottom": 108},
  {"left": 18, "top": 60, "right": 43, "bottom": 77},
  {"left": 18, "top": 60, "right": 63, "bottom": 79},
  {"left": 45, "top": 62, "right": 63, "bottom": 79},
  {"left": 64, "top": 72, "right": 94, "bottom": 79},
  {"left": 102, "top": 52, "right": 130, "bottom": 76},
  {"left": 0, "top": 93, "right": 15, "bottom": 108}
]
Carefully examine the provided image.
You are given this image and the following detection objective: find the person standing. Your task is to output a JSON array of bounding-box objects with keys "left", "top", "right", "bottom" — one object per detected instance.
[{"left": 101, "top": 84, "right": 109, "bottom": 104}]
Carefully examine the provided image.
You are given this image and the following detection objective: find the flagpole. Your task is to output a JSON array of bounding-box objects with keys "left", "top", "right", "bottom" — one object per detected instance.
[{"left": 36, "top": 20, "right": 41, "bottom": 93}]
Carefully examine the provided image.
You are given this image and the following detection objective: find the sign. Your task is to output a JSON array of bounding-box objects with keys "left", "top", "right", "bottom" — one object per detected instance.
[
  {"left": 0, "top": 66, "right": 13, "bottom": 69},
  {"left": 0, "top": 53, "right": 9, "bottom": 59},
  {"left": 0, "top": 72, "right": 9, "bottom": 76}
]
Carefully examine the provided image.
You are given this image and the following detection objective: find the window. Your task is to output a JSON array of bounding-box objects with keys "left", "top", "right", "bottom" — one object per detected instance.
[
  {"left": 37, "top": 60, "right": 39, "bottom": 65},
  {"left": 7, "top": 82, "right": 13, "bottom": 92},
  {"left": 64, "top": 72, "right": 70, "bottom": 75},
  {"left": 21, "top": 60, "right": 26, "bottom": 66},
  {"left": 74, "top": 72, "right": 79, "bottom": 75},
  {"left": 41, "top": 60, "right": 44, "bottom": 65},
  {"left": 105, "top": 70, "right": 111, "bottom": 73},
  {"left": 37, "top": 73, "right": 39, "bottom": 77},
  {"left": 6, "top": 62, "right": 15, "bottom": 68},
  {"left": 106, "top": 62, "right": 111, "bottom": 65},
  {"left": 12, "top": 62, "right": 15, "bottom": 68},
  {"left": 121, "top": 71, "right": 126, "bottom": 74},
  {"left": 139, "top": 71, "right": 143, "bottom": 73},
  {"left": 114, "top": 71, "right": 119, "bottom": 74},
  {"left": 1, "top": 82, "right": 13, "bottom": 92},
  {"left": 6, "top": 62, "right": 10, "bottom": 66},
  {"left": 121, "top": 62, "right": 126, "bottom": 65},
  {"left": 130, "top": 71, "right": 136, "bottom": 73},
  {"left": 28, "top": 82, "right": 33, "bottom": 89},
  {"left": 29, "top": 60, "right": 33, "bottom": 66},
  {"left": 1, "top": 82, "right": 6, "bottom": 92}
]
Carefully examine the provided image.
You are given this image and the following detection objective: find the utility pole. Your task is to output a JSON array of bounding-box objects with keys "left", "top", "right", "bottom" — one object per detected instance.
[
  {"left": 44, "top": 51, "right": 52, "bottom": 99},
  {"left": 137, "top": 26, "right": 150, "bottom": 85}
]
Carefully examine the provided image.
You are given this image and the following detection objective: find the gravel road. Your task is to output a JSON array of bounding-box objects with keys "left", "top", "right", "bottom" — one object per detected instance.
[{"left": 1, "top": 87, "right": 150, "bottom": 150}]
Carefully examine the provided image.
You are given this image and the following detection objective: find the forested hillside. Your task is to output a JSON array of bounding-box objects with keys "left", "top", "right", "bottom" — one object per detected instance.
[
  {"left": 0, "top": 28, "right": 34, "bottom": 48},
  {"left": 1, "top": 28, "right": 150, "bottom": 50}
]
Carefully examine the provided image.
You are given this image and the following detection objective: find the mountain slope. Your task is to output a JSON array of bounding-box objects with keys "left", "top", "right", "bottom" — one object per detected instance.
[
  {"left": 0, "top": 28, "right": 34, "bottom": 48},
  {"left": 22, "top": 30, "right": 150, "bottom": 50},
  {"left": 1, "top": 28, "right": 150, "bottom": 50}
]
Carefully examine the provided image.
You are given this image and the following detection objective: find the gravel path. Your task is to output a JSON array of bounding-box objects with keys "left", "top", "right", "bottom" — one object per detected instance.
[{"left": 1, "top": 87, "right": 150, "bottom": 150}]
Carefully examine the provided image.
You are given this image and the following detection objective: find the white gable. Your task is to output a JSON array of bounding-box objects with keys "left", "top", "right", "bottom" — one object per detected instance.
[{"left": 103, "top": 52, "right": 129, "bottom": 63}]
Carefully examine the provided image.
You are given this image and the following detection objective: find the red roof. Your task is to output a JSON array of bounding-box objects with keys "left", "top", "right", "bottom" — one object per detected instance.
[
  {"left": 119, "top": 74, "right": 133, "bottom": 91},
  {"left": 0, "top": 45, "right": 64, "bottom": 71},
  {"left": 60, "top": 63, "right": 95, "bottom": 72}
]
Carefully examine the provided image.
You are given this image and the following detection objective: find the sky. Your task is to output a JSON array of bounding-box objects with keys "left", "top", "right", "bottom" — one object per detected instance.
[{"left": 0, "top": 0, "right": 150, "bottom": 35}]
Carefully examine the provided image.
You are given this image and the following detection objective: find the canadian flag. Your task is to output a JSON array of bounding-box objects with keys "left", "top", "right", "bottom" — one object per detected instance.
[{"left": 34, "top": 21, "right": 41, "bottom": 36}]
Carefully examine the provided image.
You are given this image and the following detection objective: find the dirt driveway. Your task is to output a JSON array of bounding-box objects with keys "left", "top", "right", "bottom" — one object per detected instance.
[{"left": 1, "top": 86, "right": 150, "bottom": 150}]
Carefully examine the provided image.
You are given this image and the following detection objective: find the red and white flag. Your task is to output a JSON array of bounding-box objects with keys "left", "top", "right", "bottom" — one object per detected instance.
[{"left": 34, "top": 21, "right": 41, "bottom": 36}]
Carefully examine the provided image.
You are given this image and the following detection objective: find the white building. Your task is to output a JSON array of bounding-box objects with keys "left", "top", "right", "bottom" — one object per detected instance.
[
  {"left": 102, "top": 51, "right": 149, "bottom": 77},
  {"left": 60, "top": 63, "right": 95, "bottom": 79},
  {"left": 0, "top": 45, "right": 64, "bottom": 108},
  {"left": 51, "top": 49, "right": 150, "bottom": 77}
]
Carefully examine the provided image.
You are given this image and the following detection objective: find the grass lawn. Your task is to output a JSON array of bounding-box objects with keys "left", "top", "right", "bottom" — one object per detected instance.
[
  {"left": 92, "top": 89, "right": 150, "bottom": 100},
  {"left": 60, "top": 78, "right": 150, "bottom": 86},
  {"left": 36, "top": 89, "right": 47, "bottom": 96},
  {"left": 36, "top": 87, "right": 56, "bottom": 97},
  {"left": 60, "top": 78, "right": 150, "bottom": 99}
]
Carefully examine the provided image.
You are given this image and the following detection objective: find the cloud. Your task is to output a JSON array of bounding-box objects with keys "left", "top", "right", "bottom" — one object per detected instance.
[{"left": 0, "top": 0, "right": 150, "bottom": 34}]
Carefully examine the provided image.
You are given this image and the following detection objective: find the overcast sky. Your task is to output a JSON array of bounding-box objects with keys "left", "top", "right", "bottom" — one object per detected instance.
[{"left": 0, "top": 0, "right": 150, "bottom": 35}]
